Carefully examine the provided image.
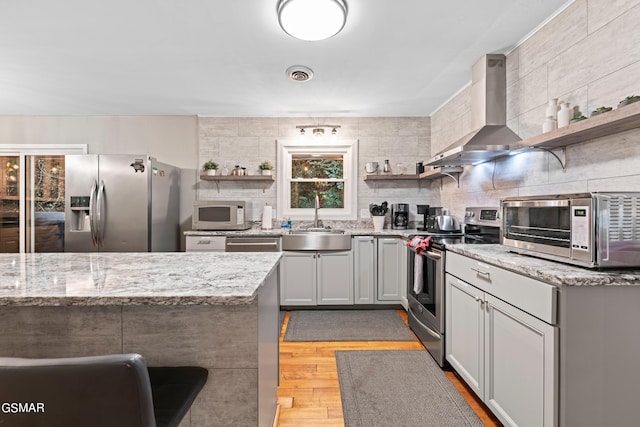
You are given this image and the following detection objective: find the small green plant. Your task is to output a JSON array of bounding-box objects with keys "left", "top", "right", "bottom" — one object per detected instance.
[
  {"left": 258, "top": 161, "right": 273, "bottom": 171},
  {"left": 625, "top": 95, "right": 640, "bottom": 101},
  {"left": 572, "top": 115, "right": 587, "bottom": 120},
  {"left": 592, "top": 106, "right": 612, "bottom": 114},
  {"left": 203, "top": 160, "right": 218, "bottom": 170},
  {"left": 369, "top": 201, "right": 389, "bottom": 216}
]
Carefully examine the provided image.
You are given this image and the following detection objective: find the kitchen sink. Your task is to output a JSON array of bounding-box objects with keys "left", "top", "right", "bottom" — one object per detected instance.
[{"left": 282, "top": 229, "right": 351, "bottom": 251}]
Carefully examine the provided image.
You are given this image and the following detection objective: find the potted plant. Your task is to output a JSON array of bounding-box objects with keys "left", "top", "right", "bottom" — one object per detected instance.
[
  {"left": 203, "top": 160, "right": 218, "bottom": 176},
  {"left": 369, "top": 201, "right": 389, "bottom": 231},
  {"left": 259, "top": 161, "right": 274, "bottom": 176},
  {"left": 590, "top": 106, "right": 612, "bottom": 117},
  {"left": 618, "top": 95, "right": 640, "bottom": 108}
]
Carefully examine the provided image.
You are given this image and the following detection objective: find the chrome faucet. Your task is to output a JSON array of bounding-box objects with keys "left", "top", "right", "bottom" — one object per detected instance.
[{"left": 314, "top": 193, "right": 320, "bottom": 228}]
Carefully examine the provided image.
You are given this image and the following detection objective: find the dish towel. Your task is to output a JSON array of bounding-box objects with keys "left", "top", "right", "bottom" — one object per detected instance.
[{"left": 413, "top": 253, "right": 424, "bottom": 294}]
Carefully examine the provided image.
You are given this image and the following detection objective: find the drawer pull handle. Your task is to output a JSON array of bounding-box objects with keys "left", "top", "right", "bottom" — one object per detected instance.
[
  {"left": 471, "top": 267, "right": 490, "bottom": 278},
  {"left": 197, "top": 241, "right": 212, "bottom": 245}
]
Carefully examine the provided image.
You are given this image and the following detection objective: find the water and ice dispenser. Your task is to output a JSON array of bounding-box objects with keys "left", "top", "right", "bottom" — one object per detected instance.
[{"left": 69, "top": 196, "right": 91, "bottom": 232}]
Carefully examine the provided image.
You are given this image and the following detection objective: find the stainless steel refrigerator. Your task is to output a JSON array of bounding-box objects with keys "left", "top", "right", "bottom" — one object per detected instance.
[{"left": 64, "top": 155, "right": 180, "bottom": 252}]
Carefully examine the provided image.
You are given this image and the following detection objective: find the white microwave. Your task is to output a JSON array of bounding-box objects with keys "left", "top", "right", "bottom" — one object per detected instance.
[{"left": 192, "top": 200, "right": 250, "bottom": 230}]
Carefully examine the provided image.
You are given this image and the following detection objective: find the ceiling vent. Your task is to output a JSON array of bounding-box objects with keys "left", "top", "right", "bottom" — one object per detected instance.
[{"left": 286, "top": 65, "right": 314, "bottom": 82}]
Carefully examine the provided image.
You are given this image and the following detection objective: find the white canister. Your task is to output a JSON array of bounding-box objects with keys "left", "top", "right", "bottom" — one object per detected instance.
[
  {"left": 557, "top": 102, "right": 572, "bottom": 128},
  {"left": 545, "top": 99, "right": 559, "bottom": 119},
  {"left": 542, "top": 117, "right": 557, "bottom": 133}
]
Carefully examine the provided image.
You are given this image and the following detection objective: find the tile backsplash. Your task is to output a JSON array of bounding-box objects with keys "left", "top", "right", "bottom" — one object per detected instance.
[
  {"left": 197, "top": 117, "right": 433, "bottom": 225},
  {"left": 429, "top": 0, "right": 640, "bottom": 219}
]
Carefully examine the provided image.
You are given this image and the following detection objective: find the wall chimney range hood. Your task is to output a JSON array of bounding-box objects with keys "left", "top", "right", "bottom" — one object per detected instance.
[{"left": 427, "top": 54, "right": 521, "bottom": 167}]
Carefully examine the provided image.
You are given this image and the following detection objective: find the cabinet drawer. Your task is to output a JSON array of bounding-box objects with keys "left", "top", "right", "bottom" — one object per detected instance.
[
  {"left": 185, "top": 235, "right": 226, "bottom": 252},
  {"left": 447, "top": 251, "right": 557, "bottom": 324}
]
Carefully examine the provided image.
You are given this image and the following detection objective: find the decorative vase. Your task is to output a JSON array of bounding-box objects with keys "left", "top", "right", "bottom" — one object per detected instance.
[
  {"left": 261, "top": 170, "right": 272, "bottom": 176},
  {"left": 557, "top": 102, "right": 571, "bottom": 128},
  {"left": 205, "top": 169, "right": 217, "bottom": 176},
  {"left": 542, "top": 116, "right": 557, "bottom": 133},
  {"left": 372, "top": 216, "right": 385, "bottom": 231},
  {"left": 545, "top": 98, "right": 559, "bottom": 119}
]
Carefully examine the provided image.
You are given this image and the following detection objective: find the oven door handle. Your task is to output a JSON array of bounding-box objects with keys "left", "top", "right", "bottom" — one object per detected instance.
[{"left": 425, "top": 252, "right": 442, "bottom": 261}]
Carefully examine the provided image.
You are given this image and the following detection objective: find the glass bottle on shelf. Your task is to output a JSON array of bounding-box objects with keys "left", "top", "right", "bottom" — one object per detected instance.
[{"left": 382, "top": 160, "right": 391, "bottom": 175}]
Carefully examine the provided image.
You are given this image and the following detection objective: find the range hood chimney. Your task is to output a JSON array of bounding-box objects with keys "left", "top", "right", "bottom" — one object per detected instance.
[{"left": 427, "top": 54, "right": 520, "bottom": 167}]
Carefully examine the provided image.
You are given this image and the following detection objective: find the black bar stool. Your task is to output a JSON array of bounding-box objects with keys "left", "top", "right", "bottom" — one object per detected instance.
[{"left": 0, "top": 353, "right": 208, "bottom": 427}]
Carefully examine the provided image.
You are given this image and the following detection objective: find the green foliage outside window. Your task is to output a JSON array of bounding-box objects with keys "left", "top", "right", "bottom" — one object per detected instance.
[{"left": 291, "top": 157, "right": 344, "bottom": 209}]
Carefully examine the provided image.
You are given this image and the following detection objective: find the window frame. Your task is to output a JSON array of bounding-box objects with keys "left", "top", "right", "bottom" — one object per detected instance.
[{"left": 277, "top": 138, "right": 358, "bottom": 220}]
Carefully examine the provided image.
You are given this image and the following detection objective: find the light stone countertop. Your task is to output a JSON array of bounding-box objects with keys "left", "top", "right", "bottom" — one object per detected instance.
[
  {"left": 446, "top": 244, "right": 640, "bottom": 287},
  {"left": 0, "top": 252, "right": 282, "bottom": 306},
  {"left": 185, "top": 228, "right": 419, "bottom": 238}
]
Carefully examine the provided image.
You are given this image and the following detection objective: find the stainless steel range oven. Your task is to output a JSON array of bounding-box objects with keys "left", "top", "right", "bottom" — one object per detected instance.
[
  {"left": 407, "top": 207, "right": 500, "bottom": 367},
  {"left": 408, "top": 242, "right": 447, "bottom": 365}
]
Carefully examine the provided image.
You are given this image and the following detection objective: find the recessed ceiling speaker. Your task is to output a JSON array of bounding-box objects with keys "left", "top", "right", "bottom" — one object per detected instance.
[{"left": 286, "top": 65, "right": 314, "bottom": 82}]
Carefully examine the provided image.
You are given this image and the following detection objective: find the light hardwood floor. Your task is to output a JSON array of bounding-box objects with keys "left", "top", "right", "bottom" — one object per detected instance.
[{"left": 276, "top": 309, "right": 501, "bottom": 427}]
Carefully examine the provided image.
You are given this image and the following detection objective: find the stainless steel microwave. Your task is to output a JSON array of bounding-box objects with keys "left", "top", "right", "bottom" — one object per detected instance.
[
  {"left": 192, "top": 200, "right": 250, "bottom": 230},
  {"left": 501, "top": 192, "right": 640, "bottom": 268}
]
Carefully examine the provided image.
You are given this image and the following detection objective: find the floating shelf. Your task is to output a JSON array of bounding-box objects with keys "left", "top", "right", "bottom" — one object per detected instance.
[
  {"left": 200, "top": 175, "right": 275, "bottom": 181},
  {"left": 364, "top": 167, "right": 465, "bottom": 187},
  {"left": 511, "top": 100, "right": 640, "bottom": 152},
  {"left": 363, "top": 174, "right": 420, "bottom": 181},
  {"left": 199, "top": 174, "right": 275, "bottom": 193}
]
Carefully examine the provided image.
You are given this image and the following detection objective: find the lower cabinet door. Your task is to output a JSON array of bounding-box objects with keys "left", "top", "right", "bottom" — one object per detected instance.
[
  {"left": 280, "top": 252, "right": 316, "bottom": 305},
  {"left": 446, "top": 274, "right": 484, "bottom": 398},
  {"left": 317, "top": 251, "right": 354, "bottom": 305},
  {"left": 484, "top": 294, "right": 557, "bottom": 427},
  {"left": 376, "top": 238, "right": 404, "bottom": 302}
]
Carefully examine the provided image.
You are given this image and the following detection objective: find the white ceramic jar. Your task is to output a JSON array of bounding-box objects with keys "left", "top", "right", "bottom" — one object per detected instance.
[{"left": 557, "top": 102, "right": 572, "bottom": 128}]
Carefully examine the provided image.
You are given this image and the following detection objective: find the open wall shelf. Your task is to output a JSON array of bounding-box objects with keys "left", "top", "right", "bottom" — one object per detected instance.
[
  {"left": 511, "top": 100, "right": 640, "bottom": 152},
  {"left": 199, "top": 174, "right": 275, "bottom": 193}
]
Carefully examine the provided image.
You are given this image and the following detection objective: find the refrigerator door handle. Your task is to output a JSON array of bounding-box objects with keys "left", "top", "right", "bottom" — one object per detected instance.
[
  {"left": 89, "top": 179, "right": 98, "bottom": 247},
  {"left": 96, "top": 180, "right": 105, "bottom": 247}
]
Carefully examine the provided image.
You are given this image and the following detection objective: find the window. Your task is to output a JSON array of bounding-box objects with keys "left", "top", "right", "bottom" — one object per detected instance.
[{"left": 277, "top": 139, "right": 358, "bottom": 220}]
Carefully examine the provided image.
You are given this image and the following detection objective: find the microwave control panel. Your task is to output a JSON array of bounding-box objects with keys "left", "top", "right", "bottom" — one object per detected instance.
[
  {"left": 237, "top": 206, "right": 245, "bottom": 224},
  {"left": 571, "top": 205, "right": 590, "bottom": 251}
]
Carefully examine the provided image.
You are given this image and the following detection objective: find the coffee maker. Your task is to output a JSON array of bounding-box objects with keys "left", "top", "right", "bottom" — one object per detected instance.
[
  {"left": 416, "top": 205, "right": 442, "bottom": 231},
  {"left": 391, "top": 203, "right": 409, "bottom": 229}
]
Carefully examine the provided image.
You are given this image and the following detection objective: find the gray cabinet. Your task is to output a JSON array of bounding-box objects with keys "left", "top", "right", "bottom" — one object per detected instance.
[
  {"left": 317, "top": 251, "right": 354, "bottom": 305},
  {"left": 352, "top": 236, "right": 407, "bottom": 307},
  {"left": 281, "top": 250, "right": 353, "bottom": 306},
  {"left": 446, "top": 252, "right": 558, "bottom": 427},
  {"left": 353, "top": 236, "right": 376, "bottom": 304},
  {"left": 377, "top": 237, "right": 407, "bottom": 305},
  {"left": 281, "top": 252, "right": 316, "bottom": 305}
]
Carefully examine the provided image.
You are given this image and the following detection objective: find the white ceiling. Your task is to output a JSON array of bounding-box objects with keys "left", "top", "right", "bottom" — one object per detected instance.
[{"left": 0, "top": 0, "right": 571, "bottom": 117}]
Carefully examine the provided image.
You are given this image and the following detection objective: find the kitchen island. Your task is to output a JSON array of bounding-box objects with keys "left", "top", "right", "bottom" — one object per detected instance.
[{"left": 0, "top": 252, "right": 282, "bottom": 427}]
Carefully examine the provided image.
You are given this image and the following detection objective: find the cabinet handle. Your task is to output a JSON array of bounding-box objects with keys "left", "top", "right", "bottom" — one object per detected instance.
[{"left": 471, "top": 267, "right": 490, "bottom": 278}]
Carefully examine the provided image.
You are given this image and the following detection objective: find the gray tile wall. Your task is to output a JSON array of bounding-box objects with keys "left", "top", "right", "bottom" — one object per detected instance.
[
  {"left": 197, "top": 117, "right": 433, "bottom": 225},
  {"left": 430, "top": 0, "right": 640, "bottom": 218}
]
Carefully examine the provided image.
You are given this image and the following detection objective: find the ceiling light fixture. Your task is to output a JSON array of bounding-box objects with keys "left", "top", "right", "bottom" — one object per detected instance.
[
  {"left": 277, "top": 0, "right": 348, "bottom": 42},
  {"left": 296, "top": 124, "right": 341, "bottom": 137}
]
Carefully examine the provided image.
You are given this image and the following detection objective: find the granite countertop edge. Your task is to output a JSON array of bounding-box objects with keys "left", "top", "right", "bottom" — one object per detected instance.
[
  {"left": 0, "top": 252, "right": 282, "bottom": 307},
  {"left": 446, "top": 244, "right": 640, "bottom": 287},
  {"left": 185, "top": 228, "right": 416, "bottom": 238}
]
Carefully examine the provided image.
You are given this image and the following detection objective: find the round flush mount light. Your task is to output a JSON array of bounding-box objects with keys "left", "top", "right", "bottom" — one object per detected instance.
[{"left": 277, "top": 0, "right": 348, "bottom": 42}]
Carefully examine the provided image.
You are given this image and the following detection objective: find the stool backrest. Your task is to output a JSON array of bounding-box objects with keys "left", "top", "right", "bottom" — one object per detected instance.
[{"left": 0, "top": 353, "right": 156, "bottom": 427}]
